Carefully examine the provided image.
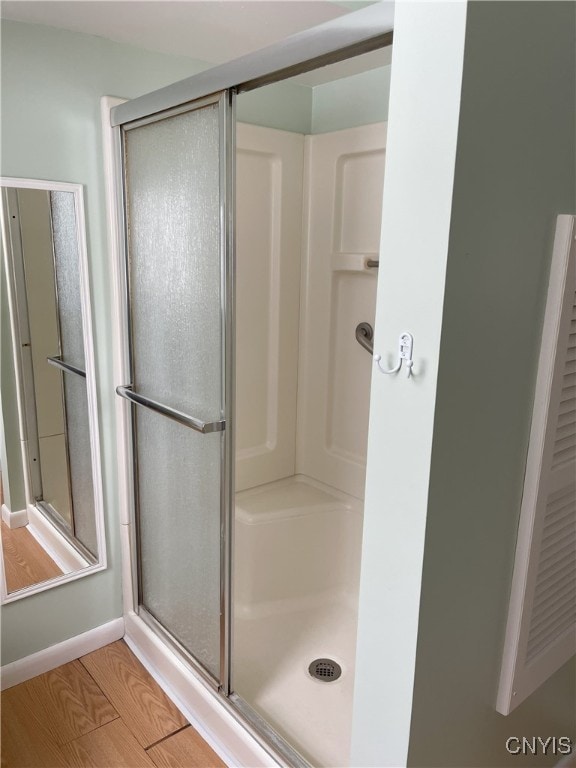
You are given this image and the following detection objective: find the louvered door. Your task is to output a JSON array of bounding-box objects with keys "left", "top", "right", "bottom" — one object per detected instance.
[{"left": 497, "top": 215, "right": 576, "bottom": 714}]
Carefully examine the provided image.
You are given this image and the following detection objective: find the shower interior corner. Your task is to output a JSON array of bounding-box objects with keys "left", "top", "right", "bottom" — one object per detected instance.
[{"left": 234, "top": 88, "right": 387, "bottom": 767}]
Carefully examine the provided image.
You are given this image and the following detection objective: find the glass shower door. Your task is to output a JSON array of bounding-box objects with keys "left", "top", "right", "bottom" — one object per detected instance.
[{"left": 117, "top": 92, "right": 234, "bottom": 686}]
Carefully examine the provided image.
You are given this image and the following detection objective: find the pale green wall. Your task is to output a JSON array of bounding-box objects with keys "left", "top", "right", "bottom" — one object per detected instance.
[
  {"left": 352, "top": 2, "right": 575, "bottom": 766},
  {"left": 237, "top": 84, "right": 312, "bottom": 133},
  {"left": 0, "top": 17, "right": 314, "bottom": 665},
  {"left": 238, "top": 66, "right": 390, "bottom": 134},
  {"left": 0, "top": 17, "right": 383, "bottom": 665},
  {"left": 407, "top": 2, "right": 576, "bottom": 766},
  {"left": 1, "top": 20, "right": 209, "bottom": 664},
  {"left": 311, "top": 65, "right": 390, "bottom": 133}
]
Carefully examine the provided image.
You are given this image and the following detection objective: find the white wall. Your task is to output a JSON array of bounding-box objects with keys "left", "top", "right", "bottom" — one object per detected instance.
[{"left": 351, "top": 3, "right": 468, "bottom": 765}]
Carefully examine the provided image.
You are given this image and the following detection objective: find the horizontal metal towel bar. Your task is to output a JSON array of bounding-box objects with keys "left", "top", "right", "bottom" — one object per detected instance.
[
  {"left": 47, "top": 356, "right": 86, "bottom": 378},
  {"left": 116, "top": 385, "right": 225, "bottom": 434}
]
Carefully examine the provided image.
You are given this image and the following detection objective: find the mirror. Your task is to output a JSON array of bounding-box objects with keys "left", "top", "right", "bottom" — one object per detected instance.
[{"left": 0, "top": 178, "right": 106, "bottom": 602}]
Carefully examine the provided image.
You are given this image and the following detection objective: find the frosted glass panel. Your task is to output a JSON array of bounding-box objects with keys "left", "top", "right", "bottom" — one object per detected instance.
[
  {"left": 124, "top": 101, "right": 224, "bottom": 680},
  {"left": 125, "top": 106, "right": 222, "bottom": 419},
  {"left": 50, "top": 191, "right": 85, "bottom": 370},
  {"left": 137, "top": 409, "right": 222, "bottom": 677},
  {"left": 63, "top": 373, "right": 97, "bottom": 557}
]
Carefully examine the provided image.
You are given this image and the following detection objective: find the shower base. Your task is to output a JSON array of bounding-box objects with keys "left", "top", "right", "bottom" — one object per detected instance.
[{"left": 234, "top": 475, "right": 364, "bottom": 767}]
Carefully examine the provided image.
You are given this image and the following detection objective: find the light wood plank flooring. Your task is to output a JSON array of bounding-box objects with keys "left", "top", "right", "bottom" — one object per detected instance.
[
  {"left": 1, "top": 520, "right": 63, "bottom": 593},
  {"left": 1, "top": 640, "right": 227, "bottom": 768}
]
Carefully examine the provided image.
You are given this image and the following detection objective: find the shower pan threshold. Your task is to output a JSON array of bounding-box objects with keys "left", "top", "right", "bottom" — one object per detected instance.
[{"left": 234, "top": 474, "right": 364, "bottom": 767}]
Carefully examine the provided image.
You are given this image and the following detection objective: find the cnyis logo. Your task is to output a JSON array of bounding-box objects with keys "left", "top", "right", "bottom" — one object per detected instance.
[{"left": 505, "top": 737, "right": 573, "bottom": 756}]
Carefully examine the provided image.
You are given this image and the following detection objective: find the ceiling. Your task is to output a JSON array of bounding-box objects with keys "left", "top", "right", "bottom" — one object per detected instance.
[{"left": 0, "top": 1, "right": 390, "bottom": 84}]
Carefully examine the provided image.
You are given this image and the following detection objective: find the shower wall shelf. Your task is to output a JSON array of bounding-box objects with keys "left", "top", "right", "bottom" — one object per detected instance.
[{"left": 332, "top": 253, "right": 380, "bottom": 272}]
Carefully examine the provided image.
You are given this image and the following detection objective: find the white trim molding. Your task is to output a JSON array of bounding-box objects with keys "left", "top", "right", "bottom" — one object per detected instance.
[
  {"left": 101, "top": 96, "right": 137, "bottom": 616},
  {"left": 26, "top": 504, "right": 88, "bottom": 573},
  {"left": 1, "top": 503, "right": 28, "bottom": 529},
  {"left": 124, "top": 613, "right": 278, "bottom": 768},
  {"left": 0, "top": 618, "right": 125, "bottom": 690}
]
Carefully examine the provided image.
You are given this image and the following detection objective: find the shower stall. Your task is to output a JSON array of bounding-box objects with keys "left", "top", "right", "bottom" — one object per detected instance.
[
  {"left": 108, "top": 7, "right": 393, "bottom": 766},
  {"left": 233, "top": 118, "right": 385, "bottom": 765}
]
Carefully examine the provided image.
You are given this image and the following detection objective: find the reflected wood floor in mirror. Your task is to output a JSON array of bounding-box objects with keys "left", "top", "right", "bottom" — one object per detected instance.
[
  {"left": 1, "top": 639, "right": 227, "bottom": 767},
  {"left": 1, "top": 521, "right": 63, "bottom": 593}
]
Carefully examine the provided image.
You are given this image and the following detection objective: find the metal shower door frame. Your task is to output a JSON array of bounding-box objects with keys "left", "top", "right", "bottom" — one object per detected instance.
[
  {"left": 111, "top": 4, "right": 394, "bottom": 762},
  {"left": 114, "top": 90, "right": 236, "bottom": 694}
]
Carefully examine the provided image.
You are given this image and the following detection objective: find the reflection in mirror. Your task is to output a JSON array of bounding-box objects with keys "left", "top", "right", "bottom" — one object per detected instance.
[{"left": 0, "top": 179, "right": 105, "bottom": 601}]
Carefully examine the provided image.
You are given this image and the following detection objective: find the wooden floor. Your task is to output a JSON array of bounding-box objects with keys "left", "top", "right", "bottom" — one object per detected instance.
[
  {"left": 1, "top": 639, "right": 227, "bottom": 768},
  {"left": 1, "top": 520, "right": 63, "bottom": 593}
]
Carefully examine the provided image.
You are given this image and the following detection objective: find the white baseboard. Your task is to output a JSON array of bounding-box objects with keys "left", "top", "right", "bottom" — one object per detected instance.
[
  {"left": 124, "top": 612, "right": 278, "bottom": 768},
  {"left": 0, "top": 617, "right": 125, "bottom": 690},
  {"left": 1, "top": 503, "right": 28, "bottom": 529},
  {"left": 26, "top": 504, "right": 88, "bottom": 573}
]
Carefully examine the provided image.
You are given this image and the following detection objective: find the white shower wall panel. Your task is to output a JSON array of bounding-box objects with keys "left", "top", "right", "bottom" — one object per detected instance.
[
  {"left": 297, "top": 124, "right": 386, "bottom": 499},
  {"left": 235, "top": 123, "right": 304, "bottom": 492},
  {"left": 235, "top": 122, "right": 386, "bottom": 499}
]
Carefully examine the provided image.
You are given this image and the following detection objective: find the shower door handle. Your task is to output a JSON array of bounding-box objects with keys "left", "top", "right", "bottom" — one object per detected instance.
[
  {"left": 47, "top": 355, "right": 87, "bottom": 378},
  {"left": 116, "top": 385, "right": 225, "bottom": 434}
]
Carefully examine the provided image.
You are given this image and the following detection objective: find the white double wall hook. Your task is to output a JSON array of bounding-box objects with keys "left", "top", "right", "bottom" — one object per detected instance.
[{"left": 374, "top": 332, "right": 414, "bottom": 378}]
